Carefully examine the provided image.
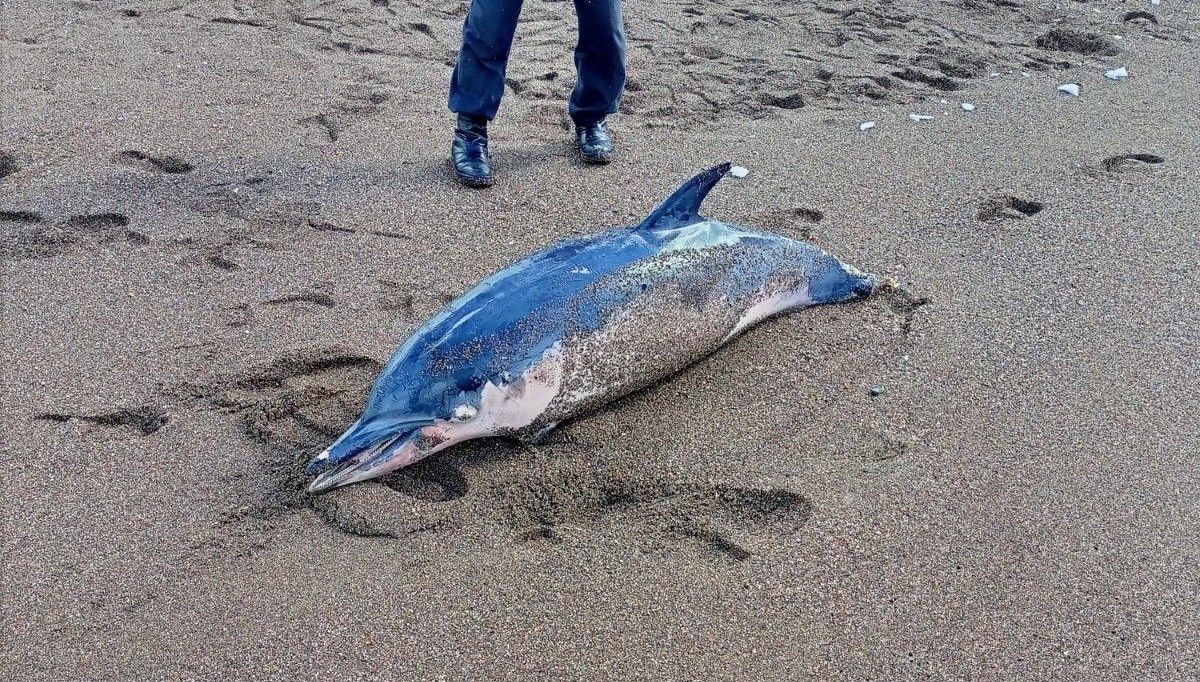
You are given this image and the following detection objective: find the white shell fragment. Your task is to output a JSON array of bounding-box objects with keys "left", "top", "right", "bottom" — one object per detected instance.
[
  {"left": 729, "top": 165, "right": 749, "bottom": 178},
  {"left": 859, "top": 121, "right": 876, "bottom": 131},
  {"left": 961, "top": 103, "right": 976, "bottom": 111},
  {"left": 909, "top": 113, "right": 934, "bottom": 122},
  {"left": 1057, "top": 83, "right": 1081, "bottom": 96},
  {"left": 1105, "top": 67, "right": 1129, "bottom": 80}
]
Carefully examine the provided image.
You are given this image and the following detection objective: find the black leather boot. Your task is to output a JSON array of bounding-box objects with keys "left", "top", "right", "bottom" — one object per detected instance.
[
  {"left": 576, "top": 119, "right": 614, "bottom": 165},
  {"left": 450, "top": 114, "right": 494, "bottom": 187}
]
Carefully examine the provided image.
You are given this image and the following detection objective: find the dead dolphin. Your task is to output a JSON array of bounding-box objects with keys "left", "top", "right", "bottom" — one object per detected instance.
[{"left": 307, "top": 163, "right": 887, "bottom": 493}]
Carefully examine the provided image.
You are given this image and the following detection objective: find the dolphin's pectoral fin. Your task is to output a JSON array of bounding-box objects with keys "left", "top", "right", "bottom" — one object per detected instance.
[{"left": 636, "top": 162, "right": 733, "bottom": 232}]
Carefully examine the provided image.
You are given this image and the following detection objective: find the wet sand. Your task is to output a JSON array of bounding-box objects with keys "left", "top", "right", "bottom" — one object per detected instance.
[{"left": 2, "top": 1, "right": 1199, "bottom": 679}]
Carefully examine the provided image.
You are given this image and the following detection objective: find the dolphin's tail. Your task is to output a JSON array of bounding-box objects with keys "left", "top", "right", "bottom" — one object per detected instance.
[{"left": 807, "top": 255, "right": 888, "bottom": 305}]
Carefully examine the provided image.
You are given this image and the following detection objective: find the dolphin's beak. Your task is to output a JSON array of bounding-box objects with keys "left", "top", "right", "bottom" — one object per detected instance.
[
  {"left": 306, "top": 430, "right": 420, "bottom": 494},
  {"left": 307, "top": 458, "right": 376, "bottom": 494}
]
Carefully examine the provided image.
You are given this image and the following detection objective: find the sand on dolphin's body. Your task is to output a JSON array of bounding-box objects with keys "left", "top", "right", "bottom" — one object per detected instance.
[{"left": 2, "top": 1, "right": 1199, "bottom": 680}]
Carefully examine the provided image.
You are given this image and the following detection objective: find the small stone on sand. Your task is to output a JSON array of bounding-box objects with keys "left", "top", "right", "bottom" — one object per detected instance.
[
  {"left": 1105, "top": 67, "right": 1129, "bottom": 80},
  {"left": 729, "top": 166, "right": 749, "bottom": 178},
  {"left": 860, "top": 121, "right": 876, "bottom": 131},
  {"left": 1058, "top": 83, "right": 1081, "bottom": 96},
  {"left": 909, "top": 113, "right": 934, "bottom": 122},
  {"left": 961, "top": 103, "right": 976, "bottom": 111}
]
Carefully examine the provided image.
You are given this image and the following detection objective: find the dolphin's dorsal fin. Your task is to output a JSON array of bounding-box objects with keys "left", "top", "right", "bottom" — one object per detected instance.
[{"left": 635, "top": 162, "right": 732, "bottom": 232}]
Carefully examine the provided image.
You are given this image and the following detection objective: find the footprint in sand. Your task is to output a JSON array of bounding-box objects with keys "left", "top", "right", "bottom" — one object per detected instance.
[
  {"left": 756, "top": 91, "right": 806, "bottom": 110},
  {"left": 977, "top": 195, "right": 1044, "bottom": 222},
  {"left": 891, "top": 68, "right": 962, "bottom": 92},
  {"left": 206, "top": 253, "right": 242, "bottom": 271},
  {"left": 1103, "top": 153, "right": 1165, "bottom": 174},
  {"left": 35, "top": 405, "right": 169, "bottom": 435},
  {"left": 1, "top": 210, "right": 43, "bottom": 223},
  {"left": 910, "top": 47, "right": 989, "bottom": 80},
  {"left": 0, "top": 151, "right": 19, "bottom": 179},
  {"left": 116, "top": 150, "right": 195, "bottom": 174},
  {"left": 1034, "top": 28, "right": 1120, "bottom": 57},
  {"left": 486, "top": 466, "right": 811, "bottom": 562},
  {"left": 66, "top": 212, "right": 131, "bottom": 229},
  {"left": 1, "top": 212, "right": 148, "bottom": 260},
  {"left": 406, "top": 22, "right": 435, "bottom": 39},
  {"left": 1122, "top": 11, "right": 1158, "bottom": 27},
  {"left": 211, "top": 16, "right": 269, "bottom": 28},
  {"left": 307, "top": 218, "right": 354, "bottom": 234}
]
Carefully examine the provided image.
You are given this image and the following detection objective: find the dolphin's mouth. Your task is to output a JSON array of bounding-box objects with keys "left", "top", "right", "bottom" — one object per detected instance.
[{"left": 306, "top": 430, "right": 416, "bottom": 494}]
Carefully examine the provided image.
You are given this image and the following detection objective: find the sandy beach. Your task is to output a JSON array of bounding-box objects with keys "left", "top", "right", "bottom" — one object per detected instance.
[{"left": 3, "top": 0, "right": 1199, "bottom": 679}]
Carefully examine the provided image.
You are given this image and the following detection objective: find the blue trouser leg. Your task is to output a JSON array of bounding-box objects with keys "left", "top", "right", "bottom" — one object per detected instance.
[
  {"left": 448, "top": 0, "right": 626, "bottom": 124},
  {"left": 569, "top": 0, "right": 626, "bottom": 126},
  {"left": 448, "top": 0, "right": 525, "bottom": 121}
]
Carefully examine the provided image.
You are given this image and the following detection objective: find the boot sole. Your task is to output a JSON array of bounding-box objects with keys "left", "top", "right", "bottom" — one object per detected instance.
[
  {"left": 581, "top": 151, "right": 612, "bottom": 165},
  {"left": 455, "top": 171, "right": 495, "bottom": 188}
]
